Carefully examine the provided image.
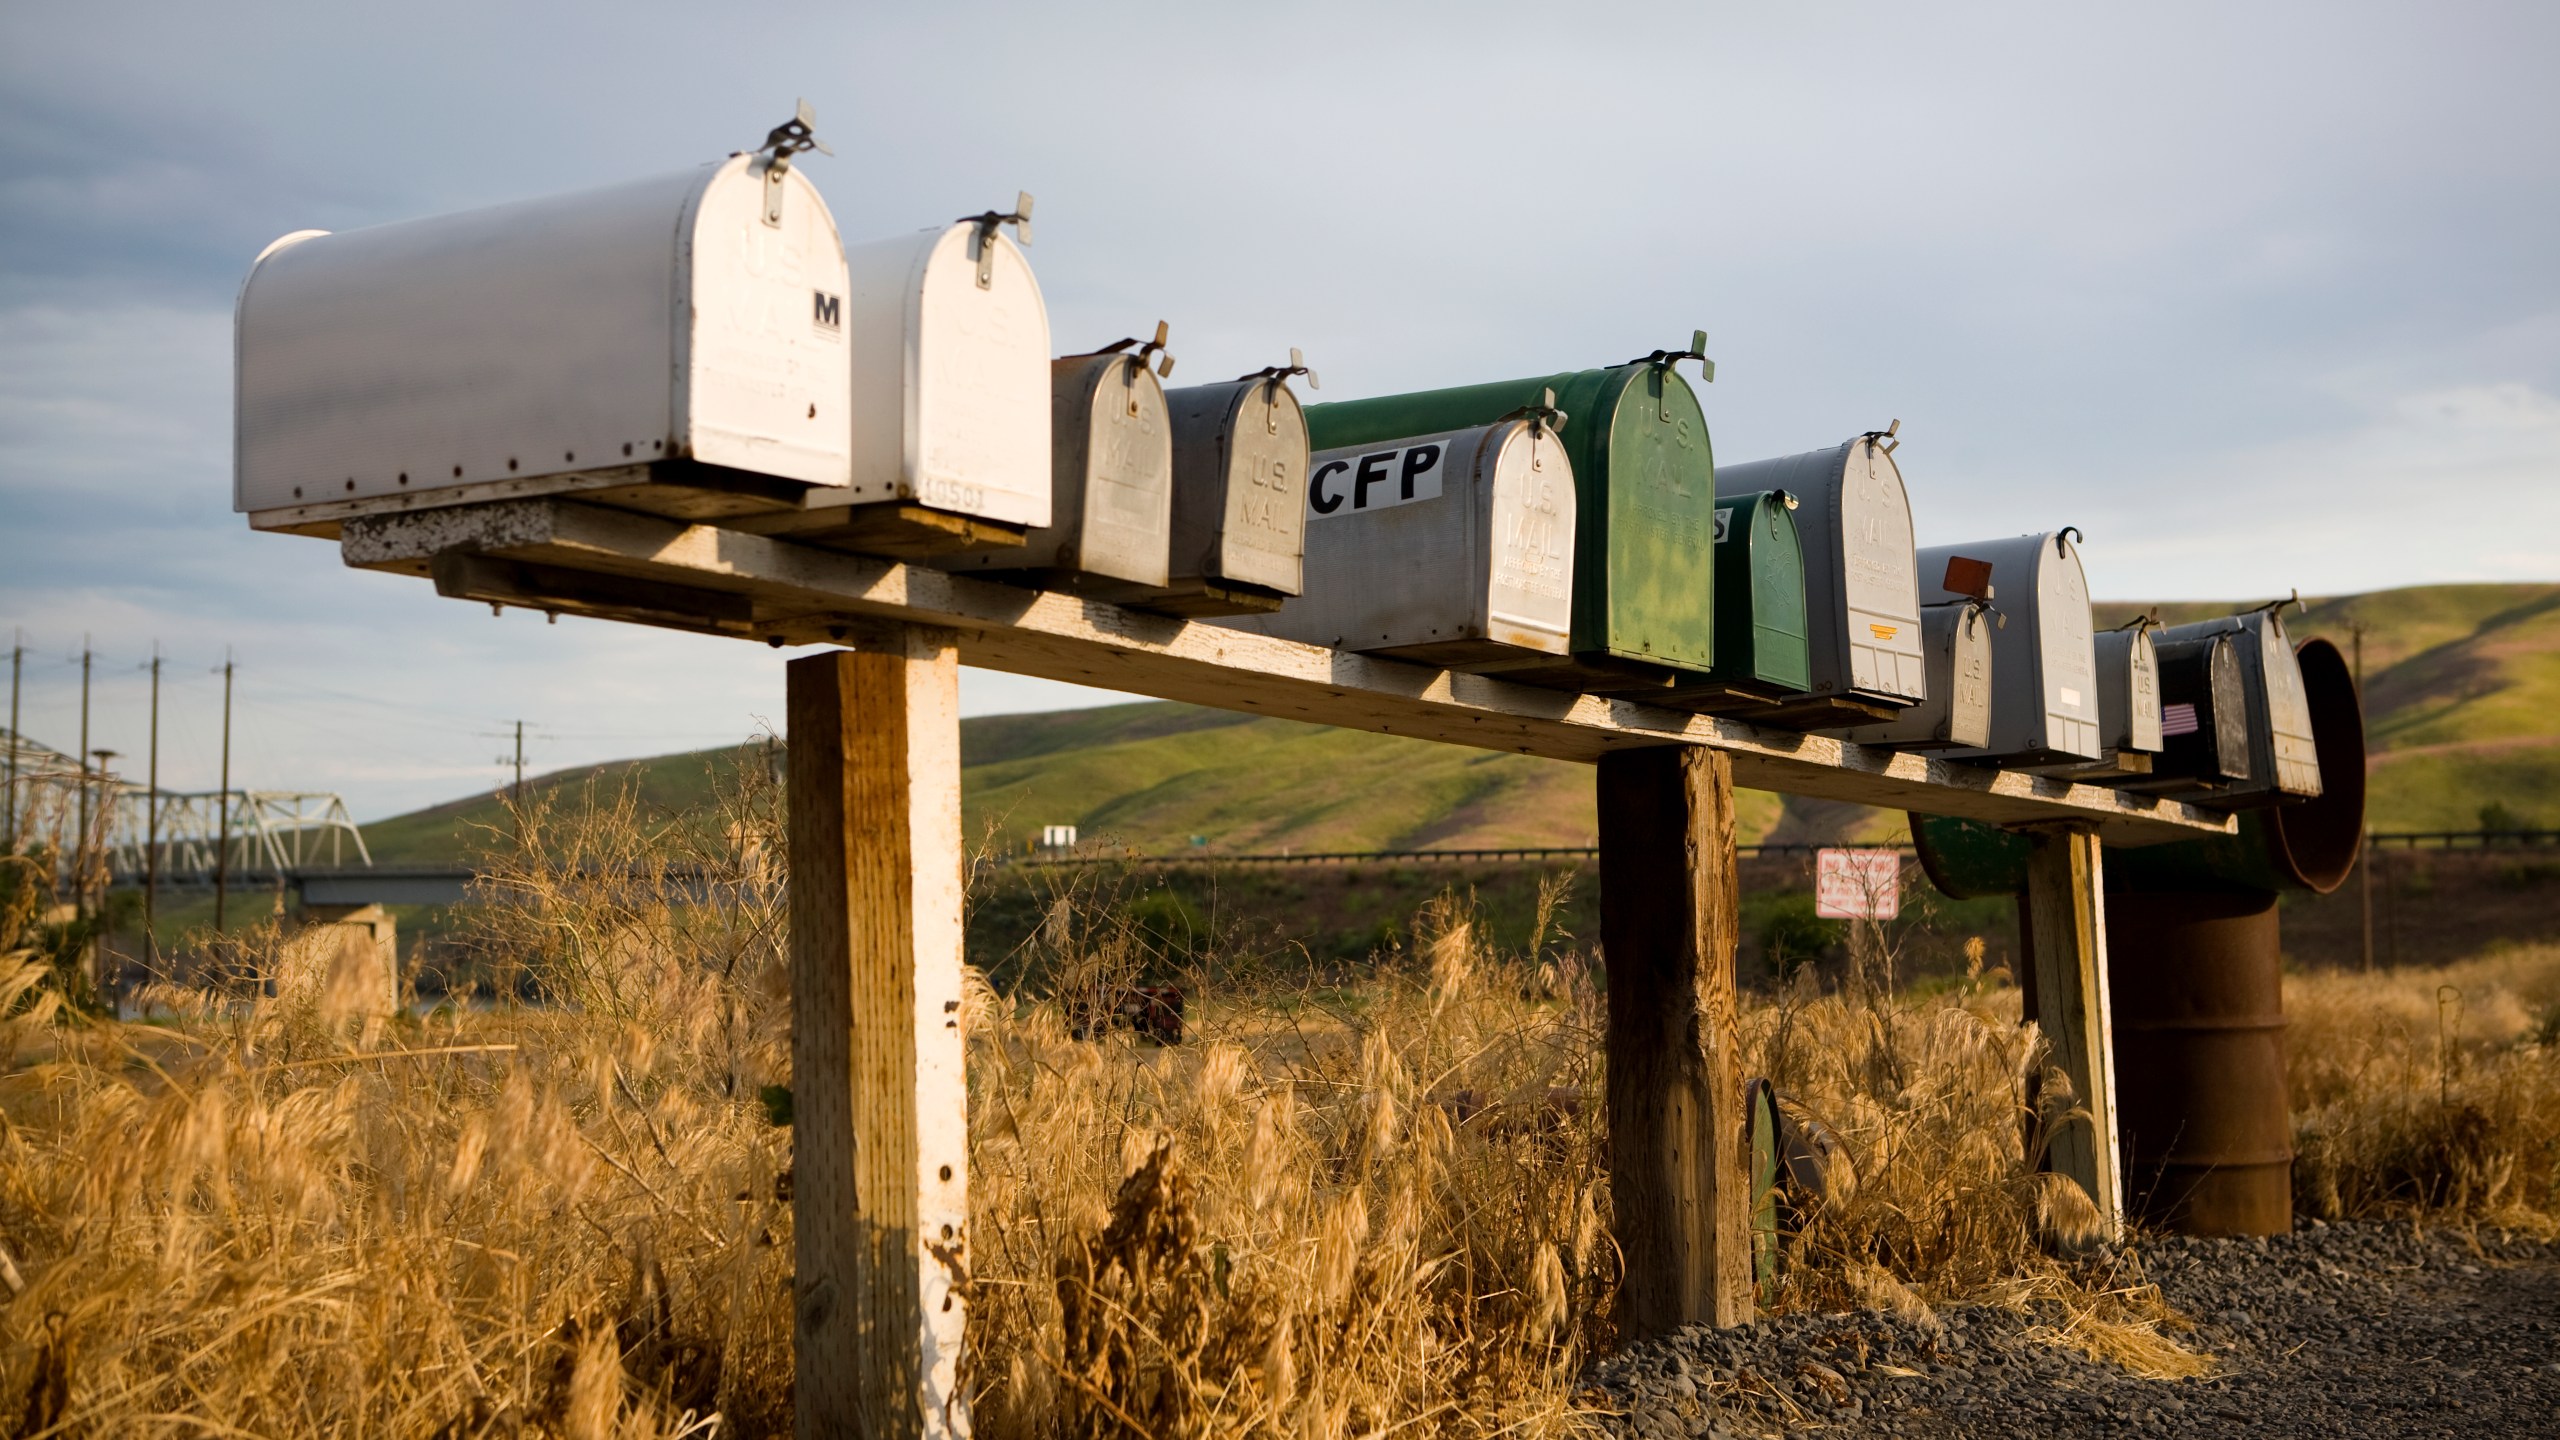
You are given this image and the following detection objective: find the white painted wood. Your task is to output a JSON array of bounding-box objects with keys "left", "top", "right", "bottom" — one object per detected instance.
[{"left": 338, "top": 498, "right": 2236, "bottom": 845}]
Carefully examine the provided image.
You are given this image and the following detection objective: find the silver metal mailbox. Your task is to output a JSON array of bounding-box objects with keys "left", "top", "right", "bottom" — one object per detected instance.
[
  {"left": 234, "top": 146, "right": 851, "bottom": 534},
  {"left": 1108, "top": 363, "right": 1312, "bottom": 617},
  {"left": 936, "top": 335, "right": 1173, "bottom": 591},
  {"left": 1715, "top": 433, "right": 1926, "bottom": 720},
  {"left": 2150, "top": 608, "right": 2322, "bottom": 807},
  {"left": 1918, "top": 531, "right": 2102, "bottom": 766},
  {"left": 1221, "top": 418, "right": 1575, "bottom": 669},
  {"left": 777, "top": 199, "right": 1051, "bottom": 556},
  {"left": 1830, "top": 600, "right": 1994, "bottom": 750}
]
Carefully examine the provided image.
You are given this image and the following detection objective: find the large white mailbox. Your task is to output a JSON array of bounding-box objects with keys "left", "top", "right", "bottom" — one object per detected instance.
[
  {"left": 935, "top": 336, "right": 1173, "bottom": 591},
  {"left": 1222, "top": 418, "right": 1575, "bottom": 670},
  {"left": 1918, "top": 532, "right": 2102, "bottom": 766},
  {"left": 235, "top": 151, "right": 852, "bottom": 532},
  {"left": 1716, "top": 434, "right": 1927, "bottom": 715},
  {"left": 785, "top": 201, "right": 1052, "bottom": 556}
]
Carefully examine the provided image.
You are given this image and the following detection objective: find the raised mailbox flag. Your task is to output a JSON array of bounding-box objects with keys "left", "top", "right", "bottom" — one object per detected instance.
[{"left": 1815, "top": 848, "right": 1902, "bottom": 920}]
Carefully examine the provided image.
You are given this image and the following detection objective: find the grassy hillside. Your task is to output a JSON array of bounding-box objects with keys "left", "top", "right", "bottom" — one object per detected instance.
[{"left": 353, "top": 583, "right": 2557, "bottom": 865}]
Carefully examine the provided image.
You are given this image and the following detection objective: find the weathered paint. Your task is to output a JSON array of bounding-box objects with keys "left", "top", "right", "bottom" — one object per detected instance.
[
  {"left": 1223, "top": 419, "right": 1575, "bottom": 668},
  {"left": 1089, "top": 374, "right": 1307, "bottom": 615},
  {"left": 1716, "top": 439, "right": 1924, "bottom": 706},
  {"left": 1304, "top": 359, "right": 1715, "bottom": 684}
]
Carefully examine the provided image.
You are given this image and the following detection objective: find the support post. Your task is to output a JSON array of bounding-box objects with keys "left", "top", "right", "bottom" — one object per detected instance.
[
  {"left": 1598, "top": 745, "right": 1752, "bottom": 1335},
  {"left": 787, "top": 635, "right": 970, "bottom": 1440},
  {"left": 2020, "top": 824, "right": 2123, "bottom": 1234}
]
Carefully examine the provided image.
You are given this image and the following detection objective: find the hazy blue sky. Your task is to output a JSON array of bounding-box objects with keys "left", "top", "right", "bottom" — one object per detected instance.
[{"left": 3, "top": 2, "right": 2555, "bottom": 819}]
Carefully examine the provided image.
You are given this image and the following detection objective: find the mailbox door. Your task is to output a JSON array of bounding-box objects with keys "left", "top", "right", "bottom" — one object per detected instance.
[
  {"left": 1716, "top": 439, "right": 1924, "bottom": 705},
  {"left": 2094, "top": 628, "right": 2166, "bottom": 754},
  {"left": 1163, "top": 377, "right": 1308, "bottom": 595},
  {"left": 1683, "top": 490, "right": 1811, "bottom": 698},
  {"left": 2138, "top": 633, "right": 2253, "bottom": 790},
  {"left": 1305, "top": 362, "right": 1716, "bottom": 678},
  {"left": 1481, "top": 421, "right": 1576, "bottom": 657},
  {"left": 679, "top": 157, "right": 853, "bottom": 486},
  {"left": 837, "top": 223, "right": 1050, "bottom": 525}
]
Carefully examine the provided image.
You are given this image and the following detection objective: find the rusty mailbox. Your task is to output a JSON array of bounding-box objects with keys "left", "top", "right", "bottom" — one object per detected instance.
[
  {"left": 1917, "top": 531, "right": 2102, "bottom": 767},
  {"left": 937, "top": 325, "right": 1176, "bottom": 593},
  {"left": 1714, "top": 430, "right": 1926, "bottom": 724},
  {"left": 1221, "top": 412, "right": 1576, "bottom": 670},
  {"left": 235, "top": 113, "right": 851, "bottom": 535}
]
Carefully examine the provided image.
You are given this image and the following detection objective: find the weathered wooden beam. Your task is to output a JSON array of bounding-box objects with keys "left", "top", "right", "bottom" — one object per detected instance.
[
  {"left": 341, "top": 499, "right": 2235, "bottom": 844},
  {"left": 1599, "top": 746, "right": 1753, "bottom": 1333},
  {"left": 2020, "top": 824, "right": 2124, "bottom": 1235},
  {"left": 786, "top": 639, "right": 970, "bottom": 1440}
]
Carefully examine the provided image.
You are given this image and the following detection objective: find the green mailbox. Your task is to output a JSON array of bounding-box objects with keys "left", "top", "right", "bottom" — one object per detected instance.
[
  {"left": 1303, "top": 339, "right": 1717, "bottom": 691},
  {"left": 1661, "top": 488, "right": 1811, "bottom": 712}
]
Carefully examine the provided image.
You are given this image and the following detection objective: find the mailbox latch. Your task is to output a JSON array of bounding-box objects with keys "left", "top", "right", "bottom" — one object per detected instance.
[
  {"left": 754, "top": 100, "right": 831, "bottom": 228},
  {"left": 1235, "top": 348, "right": 1319, "bottom": 433},
  {"left": 1081, "top": 322, "right": 1176, "bottom": 414},
  {"left": 960, "top": 192, "right": 1035, "bottom": 288}
]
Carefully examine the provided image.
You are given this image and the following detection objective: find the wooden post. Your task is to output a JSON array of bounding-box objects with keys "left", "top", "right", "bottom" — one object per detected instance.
[
  {"left": 1598, "top": 745, "right": 1752, "bottom": 1335},
  {"left": 787, "top": 634, "right": 970, "bottom": 1440},
  {"left": 2020, "top": 824, "right": 2123, "bottom": 1234}
]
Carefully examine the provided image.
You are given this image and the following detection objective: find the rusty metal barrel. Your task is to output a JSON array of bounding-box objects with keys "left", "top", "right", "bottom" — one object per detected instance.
[
  {"left": 1913, "top": 636, "right": 2366, "bottom": 1236},
  {"left": 2106, "top": 891, "right": 2291, "bottom": 1234}
]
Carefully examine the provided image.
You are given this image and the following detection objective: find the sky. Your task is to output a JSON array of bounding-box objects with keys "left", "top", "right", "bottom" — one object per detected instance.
[{"left": 2, "top": 1, "right": 2555, "bottom": 821}]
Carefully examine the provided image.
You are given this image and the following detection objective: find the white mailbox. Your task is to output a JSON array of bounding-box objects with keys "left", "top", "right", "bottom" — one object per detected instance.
[
  {"left": 235, "top": 146, "right": 851, "bottom": 533},
  {"left": 1222, "top": 418, "right": 1575, "bottom": 670},
  {"left": 2153, "top": 608, "right": 2322, "bottom": 806},
  {"left": 1095, "top": 361, "right": 1312, "bottom": 617},
  {"left": 937, "top": 333, "right": 1174, "bottom": 591},
  {"left": 1918, "top": 532, "right": 2102, "bottom": 766},
  {"left": 1830, "top": 600, "right": 1994, "bottom": 751},
  {"left": 780, "top": 199, "right": 1051, "bottom": 556},
  {"left": 1716, "top": 433, "right": 1926, "bottom": 717}
]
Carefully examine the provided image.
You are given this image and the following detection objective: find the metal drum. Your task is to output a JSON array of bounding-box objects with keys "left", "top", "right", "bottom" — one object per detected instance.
[
  {"left": 937, "top": 334, "right": 1174, "bottom": 592},
  {"left": 2107, "top": 892, "right": 2293, "bottom": 1236},
  {"left": 1223, "top": 416, "right": 1575, "bottom": 669},
  {"left": 1655, "top": 489, "right": 1811, "bottom": 712},
  {"left": 1303, "top": 341, "right": 1717, "bottom": 691},
  {"left": 1092, "top": 361, "right": 1311, "bottom": 617},
  {"left": 1919, "top": 531, "right": 2101, "bottom": 767},
  {"left": 235, "top": 122, "right": 852, "bottom": 536}
]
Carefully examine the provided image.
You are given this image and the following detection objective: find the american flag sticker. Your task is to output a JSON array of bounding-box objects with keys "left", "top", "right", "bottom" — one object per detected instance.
[{"left": 2162, "top": 702, "right": 2200, "bottom": 737}]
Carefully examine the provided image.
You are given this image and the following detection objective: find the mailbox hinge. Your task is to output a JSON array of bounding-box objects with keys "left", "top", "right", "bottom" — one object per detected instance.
[
  {"left": 752, "top": 100, "right": 831, "bottom": 227},
  {"left": 960, "top": 192, "right": 1035, "bottom": 288}
]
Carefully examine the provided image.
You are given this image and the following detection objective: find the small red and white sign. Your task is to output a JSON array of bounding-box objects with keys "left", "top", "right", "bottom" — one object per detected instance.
[{"left": 1815, "top": 848, "right": 1902, "bottom": 920}]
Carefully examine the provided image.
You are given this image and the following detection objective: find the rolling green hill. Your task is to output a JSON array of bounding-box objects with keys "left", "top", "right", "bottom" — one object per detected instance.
[{"left": 358, "top": 583, "right": 2558, "bottom": 865}]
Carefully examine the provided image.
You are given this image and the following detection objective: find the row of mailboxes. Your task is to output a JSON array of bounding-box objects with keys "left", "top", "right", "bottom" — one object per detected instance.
[{"left": 231, "top": 126, "right": 2331, "bottom": 816}]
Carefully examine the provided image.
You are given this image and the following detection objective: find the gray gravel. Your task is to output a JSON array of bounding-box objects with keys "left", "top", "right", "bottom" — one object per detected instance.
[{"left": 1577, "top": 1221, "right": 2560, "bottom": 1439}]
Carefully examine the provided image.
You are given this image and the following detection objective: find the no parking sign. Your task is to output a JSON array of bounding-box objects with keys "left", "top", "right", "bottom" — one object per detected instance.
[{"left": 1815, "top": 848, "right": 1901, "bottom": 920}]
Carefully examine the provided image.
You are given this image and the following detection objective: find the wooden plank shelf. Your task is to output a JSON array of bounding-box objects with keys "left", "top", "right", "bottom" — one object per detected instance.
[{"left": 342, "top": 498, "right": 2233, "bottom": 846}]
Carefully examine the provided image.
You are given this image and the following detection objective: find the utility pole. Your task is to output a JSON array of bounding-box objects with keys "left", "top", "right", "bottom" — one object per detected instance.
[
  {"left": 215, "top": 651, "right": 234, "bottom": 932},
  {"left": 75, "top": 641, "right": 92, "bottom": 920},
  {"left": 145, "top": 647, "right": 162, "bottom": 976},
  {"left": 6, "top": 628, "right": 20, "bottom": 851},
  {"left": 2350, "top": 619, "right": 2373, "bottom": 973},
  {"left": 514, "top": 719, "right": 526, "bottom": 807},
  {"left": 89, "top": 747, "right": 117, "bottom": 1003}
]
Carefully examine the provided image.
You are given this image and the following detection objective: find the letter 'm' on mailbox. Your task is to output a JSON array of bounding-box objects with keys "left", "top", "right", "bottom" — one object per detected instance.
[
  {"left": 936, "top": 345, "right": 1174, "bottom": 591},
  {"left": 1716, "top": 436, "right": 1926, "bottom": 723},
  {"left": 1917, "top": 531, "right": 2103, "bottom": 766},
  {"left": 1088, "top": 372, "right": 1310, "bottom": 617},
  {"left": 234, "top": 154, "right": 852, "bottom": 532},
  {"left": 1219, "top": 419, "right": 1576, "bottom": 669}
]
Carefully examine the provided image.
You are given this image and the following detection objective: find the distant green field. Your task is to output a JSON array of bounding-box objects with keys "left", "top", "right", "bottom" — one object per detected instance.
[{"left": 351, "top": 583, "right": 2557, "bottom": 865}]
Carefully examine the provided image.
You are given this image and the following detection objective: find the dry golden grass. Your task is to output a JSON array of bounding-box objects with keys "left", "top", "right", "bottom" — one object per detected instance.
[{"left": 0, "top": 776, "right": 2551, "bottom": 1435}]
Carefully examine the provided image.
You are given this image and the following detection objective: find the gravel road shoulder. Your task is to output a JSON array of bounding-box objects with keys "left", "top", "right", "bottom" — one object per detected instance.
[{"left": 1578, "top": 1221, "right": 2560, "bottom": 1439}]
